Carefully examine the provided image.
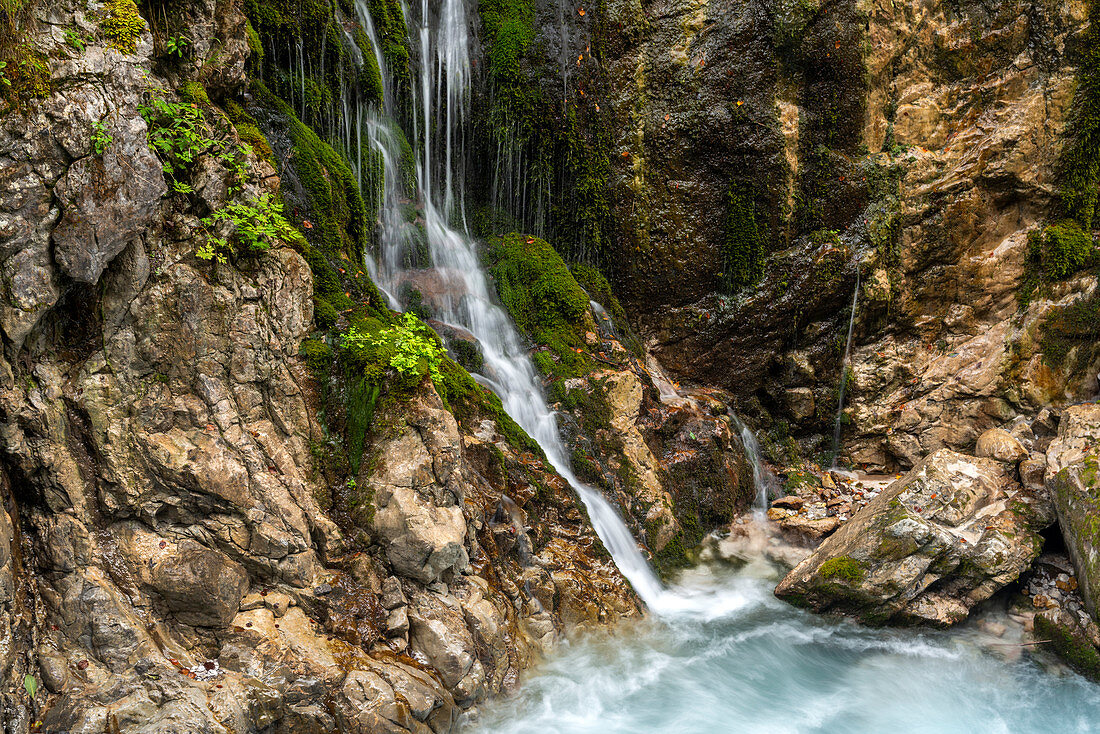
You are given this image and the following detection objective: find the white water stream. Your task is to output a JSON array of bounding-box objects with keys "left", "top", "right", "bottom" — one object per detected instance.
[{"left": 339, "top": 7, "right": 1100, "bottom": 731}]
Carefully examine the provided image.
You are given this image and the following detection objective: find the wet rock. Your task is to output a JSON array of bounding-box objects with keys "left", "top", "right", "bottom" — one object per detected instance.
[
  {"left": 51, "top": 116, "right": 166, "bottom": 284},
  {"left": 1046, "top": 405, "right": 1100, "bottom": 622},
  {"left": 975, "top": 428, "right": 1028, "bottom": 464},
  {"left": 770, "top": 495, "right": 805, "bottom": 510},
  {"left": 147, "top": 539, "right": 249, "bottom": 628},
  {"left": 776, "top": 449, "right": 1051, "bottom": 626}
]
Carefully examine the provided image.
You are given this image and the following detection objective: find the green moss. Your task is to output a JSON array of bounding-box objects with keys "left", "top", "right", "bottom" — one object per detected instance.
[
  {"left": 178, "top": 81, "right": 211, "bottom": 107},
  {"left": 477, "top": 0, "right": 536, "bottom": 123},
  {"left": 721, "top": 182, "right": 767, "bottom": 292},
  {"left": 225, "top": 100, "right": 277, "bottom": 170},
  {"left": 245, "top": 19, "right": 263, "bottom": 71},
  {"left": 1055, "top": 0, "right": 1100, "bottom": 229},
  {"left": 486, "top": 232, "right": 593, "bottom": 377},
  {"left": 1039, "top": 289, "right": 1100, "bottom": 368},
  {"left": 1029, "top": 220, "right": 1098, "bottom": 280},
  {"left": 253, "top": 81, "right": 368, "bottom": 262},
  {"left": 300, "top": 337, "right": 333, "bottom": 376},
  {"left": 818, "top": 555, "right": 865, "bottom": 583},
  {"left": 98, "top": 0, "right": 145, "bottom": 55},
  {"left": 1035, "top": 614, "right": 1100, "bottom": 681}
]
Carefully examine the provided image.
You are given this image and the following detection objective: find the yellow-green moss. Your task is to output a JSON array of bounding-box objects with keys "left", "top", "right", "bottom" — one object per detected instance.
[
  {"left": 225, "top": 99, "right": 277, "bottom": 170},
  {"left": 99, "top": 0, "right": 146, "bottom": 55},
  {"left": 486, "top": 232, "right": 592, "bottom": 378},
  {"left": 818, "top": 555, "right": 865, "bottom": 583},
  {"left": 178, "top": 81, "right": 211, "bottom": 107}
]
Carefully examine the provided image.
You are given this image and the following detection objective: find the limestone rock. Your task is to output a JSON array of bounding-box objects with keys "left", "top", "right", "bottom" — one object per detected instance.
[
  {"left": 776, "top": 449, "right": 1051, "bottom": 626},
  {"left": 1046, "top": 405, "right": 1100, "bottom": 622},
  {"left": 362, "top": 389, "right": 469, "bottom": 584},
  {"left": 51, "top": 114, "right": 166, "bottom": 283},
  {"left": 975, "top": 428, "right": 1028, "bottom": 463}
]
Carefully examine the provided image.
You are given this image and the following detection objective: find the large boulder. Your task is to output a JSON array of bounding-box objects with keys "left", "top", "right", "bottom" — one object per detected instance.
[
  {"left": 360, "top": 389, "right": 469, "bottom": 584},
  {"left": 1046, "top": 404, "right": 1100, "bottom": 621},
  {"left": 775, "top": 449, "right": 1052, "bottom": 626}
]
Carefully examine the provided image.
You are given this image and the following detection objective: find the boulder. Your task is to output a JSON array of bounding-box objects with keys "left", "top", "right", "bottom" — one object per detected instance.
[
  {"left": 975, "top": 428, "right": 1028, "bottom": 463},
  {"left": 775, "top": 449, "right": 1051, "bottom": 626},
  {"left": 361, "top": 389, "right": 469, "bottom": 584},
  {"left": 1046, "top": 404, "right": 1100, "bottom": 622}
]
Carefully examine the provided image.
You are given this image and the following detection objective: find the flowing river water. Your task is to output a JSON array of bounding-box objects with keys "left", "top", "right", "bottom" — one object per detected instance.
[{"left": 341, "top": 3, "right": 1100, "bottom": 731}]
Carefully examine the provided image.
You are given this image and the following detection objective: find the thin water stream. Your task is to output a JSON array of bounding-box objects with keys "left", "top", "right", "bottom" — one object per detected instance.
[{"left": 342, "top": 6, "right": 1100, "bottom": 731}]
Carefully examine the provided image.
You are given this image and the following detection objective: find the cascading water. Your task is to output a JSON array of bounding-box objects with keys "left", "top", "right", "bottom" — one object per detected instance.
[
  {"left": 831, "top": 267, "right": 860, "bottom": 468},
  {"left": 358, "top": 0, "right": 668, "bottom": 607},
  {"left": 730, "top": 413, "right": 778, "bottom": 514},
  {"left": 340, "top": 9, "right": 1100, "bottom": 732}
]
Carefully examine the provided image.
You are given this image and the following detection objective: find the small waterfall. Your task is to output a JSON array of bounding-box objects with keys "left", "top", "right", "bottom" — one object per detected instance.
[
  {"left": 831, "top": 268, "right": 860, "bottom": 468},
  {"left": 729, "top": 413, "right": 778, "bottom": 514}
]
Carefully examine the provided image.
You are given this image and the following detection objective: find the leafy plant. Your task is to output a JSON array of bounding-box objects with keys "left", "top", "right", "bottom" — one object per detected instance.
[
  {"left": 91, "top": 120, "right": 112, "bottom": 155},
  {"left": 343, "top": 312, "right": 445, "bottom": 386},
  {"left": 64, "top": 29, "right": 85, "bottom": 53},
  {"left": 165, "top": 35, "right": 189, "bottom": 58},
  {"left": 198, "top": 193, "right": 297, "bottom": 263},
  {"left": 139, "top": 96, "right": 250, "bottom": 194},
  {"left": 23, "top": 674, "right": 36, "bottom": 700},
  {"left": 0, "top": 61, "right": 9, "bottom": 89}
]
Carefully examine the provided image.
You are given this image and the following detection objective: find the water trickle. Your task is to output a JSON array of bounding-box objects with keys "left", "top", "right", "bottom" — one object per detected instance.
[
  {"left": 729, "top": 413, "right": 778, "bottom": 514},
  {"left": 831, "top": 267, "right": 860, "bottom": 468}
]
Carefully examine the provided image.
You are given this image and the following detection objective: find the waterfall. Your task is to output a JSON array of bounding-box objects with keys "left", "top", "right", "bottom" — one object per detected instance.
[
  {"left": 831, "top": 268, "right": 860, "bottom": 468},
  {"left": 355, "top": 0, "right": 669, "bottom": 608},
  {"left": 729, "top": 413, "right": 777, "bottom": 514}
]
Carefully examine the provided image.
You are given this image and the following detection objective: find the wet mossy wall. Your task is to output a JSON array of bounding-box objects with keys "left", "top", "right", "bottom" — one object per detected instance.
[{"left": 1056, "top": 0, "right": 1100, "bottom": 230}]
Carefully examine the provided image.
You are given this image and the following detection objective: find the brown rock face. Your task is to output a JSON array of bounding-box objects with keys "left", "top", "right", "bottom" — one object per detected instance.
[
  {"left": 775, "top": 449, "right": 1053, "bottom": 626},
  {"left": 0, "top": 2, "right": 641, "bottom": 731},
  {"left": 562, "top": 0, "right": 1095, "bottom": 470}
]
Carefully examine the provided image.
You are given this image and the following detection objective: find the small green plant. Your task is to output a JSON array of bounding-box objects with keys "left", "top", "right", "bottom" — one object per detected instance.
[
  {"left": 91, "top": 120, "right": 112, "bottom": 155},
  {"left": 139, "top": 96, "right": 250, "bottom": 194},
  {"left": 98, "top": 0, "right": 146, "bottom": 55},
  {"left": 198, "top": 193, "right": 297, "bottom": 263},
  {"left": 23, "top": 674, "right": 36, "bottom": 700},
  {"left": 64, "top": 28, "right": 85, "bottom": 53},
  {"left": 0, "top": 61, "right": 10, "bottom": 89},
  {"left": 344, "top": 312, "right": 445, "bottom": 386},
  {"left": 165, "top": 35, "right": 189, "bottom": 57}
]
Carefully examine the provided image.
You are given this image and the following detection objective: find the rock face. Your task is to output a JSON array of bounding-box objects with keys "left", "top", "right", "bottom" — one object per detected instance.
[
  {"left": 776, "top": 449, "right": 1052, "bottom": 626},
  {"left": 528, "top": 0, "right": 1097, "bottom": 472},
  {"left": 0, "top": 2, "right": 640, "bottom": 731},
  {"left": 1047, "top": 404, "right": 1100, "bottom": 621}
]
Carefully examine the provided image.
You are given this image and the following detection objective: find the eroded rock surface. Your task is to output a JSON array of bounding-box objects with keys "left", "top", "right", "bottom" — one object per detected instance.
[{"left": 776, "top": 449, "right": 1052, "bottom": 626}]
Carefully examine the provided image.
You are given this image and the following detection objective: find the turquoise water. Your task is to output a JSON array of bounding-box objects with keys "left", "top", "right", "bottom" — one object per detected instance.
[{"left": 468, "top": 560, "right": 1100, "bottom": 734}]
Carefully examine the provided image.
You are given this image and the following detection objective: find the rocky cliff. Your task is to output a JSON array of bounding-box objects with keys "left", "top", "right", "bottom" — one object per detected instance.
[{"left": 0, "top": 1, "right": 648, "bottom": 731}]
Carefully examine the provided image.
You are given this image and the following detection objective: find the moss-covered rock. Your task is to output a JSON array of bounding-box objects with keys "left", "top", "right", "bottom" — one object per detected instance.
[
  {"left": 485, "top": 232, "right": 594, "bottom": 377},
  {"left": 98, "top": 0, "right": 146, "bottom": 55}
]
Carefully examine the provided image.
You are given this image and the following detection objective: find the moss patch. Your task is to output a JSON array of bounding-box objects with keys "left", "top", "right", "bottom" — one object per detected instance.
[
  {"left": 1035, "top": 614, "right": 1100, "bottom": 682},
  {"left": 1055, "top": 0, "right": 1100, "bottom": 229},
  {"left": 721, "top": 182, "right": 767, "bottom": 292},
  {"left": 486, "top": 232, "right": 593, "bottom": 377},
  {"left": 818, "top": 555, "right": 865, "bottom": 583}
]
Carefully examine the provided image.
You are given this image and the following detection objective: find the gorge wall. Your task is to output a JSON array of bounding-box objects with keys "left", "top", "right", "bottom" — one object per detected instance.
[{"left": 0, "top": 0, "right": 1097, "bottom": 729}]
